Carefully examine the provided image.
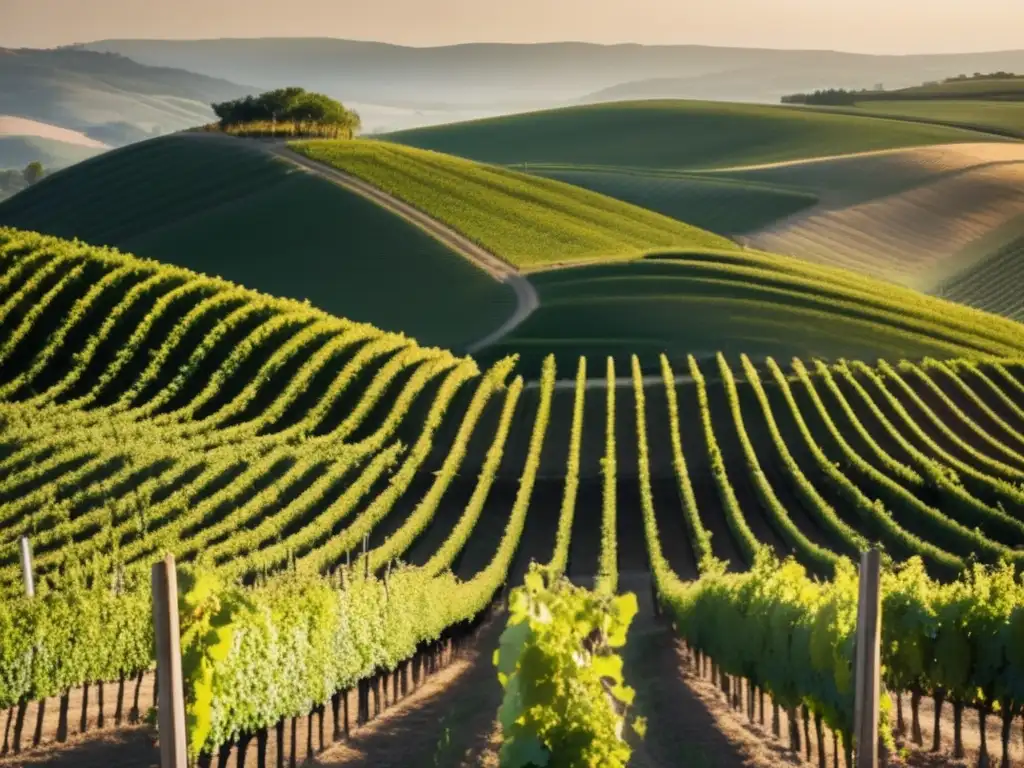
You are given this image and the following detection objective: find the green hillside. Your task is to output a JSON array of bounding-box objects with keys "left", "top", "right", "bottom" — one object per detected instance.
[
  {"left": 385, "top": 100, "right": 1002, "bottom": 170},
  {"left": 483, "top": 250, "right": 1024, "bottom": 374},
  {"left": 292, "top": 139, "right": 735, "bottom": 267},
  {"left": 0, "top": 134, "right": 514, "bottom": 349},
  {"left": 887, "top": 76, "right": 1024, "bottom": 99},
  {"left": 527, "top": 166, "right": 818, "bottom": 235},
  {"left": 850, "top": 100, "right": 1024, "bottom": 138}
]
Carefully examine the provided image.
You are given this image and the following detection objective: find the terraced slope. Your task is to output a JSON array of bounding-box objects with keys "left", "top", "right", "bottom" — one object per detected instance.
[
  {"left": 289, "top": 139, "right": 735, "bottom": 268},
  {"left": 0, "top": 134, "right": 514, "bottom": 350},
  {"left": 2, "top": 229, "right": 1024, "bottom": 763},
  {"left": 736, "top": 143, "right": 1024, "bottom": 293},
  {"left": 937, "top": 229, "right": 1024, "bottom": 321},
  {"left": 482, "top": 250, "right": 1024, "bottom": 375},
  {"left": 385, "top": 100, "right": 1003, "bottom": 170}
]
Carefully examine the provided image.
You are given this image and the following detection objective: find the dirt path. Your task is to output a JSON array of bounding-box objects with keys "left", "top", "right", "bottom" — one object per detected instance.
[
  {"left": 314, "top": 612, "right": 505, "bottom": 768},
  {"left": 257, "top": 142, "right": 539, "bottom": 353},
  {"left": 619, "top": 572, "right": 800, "bottom": 768}
]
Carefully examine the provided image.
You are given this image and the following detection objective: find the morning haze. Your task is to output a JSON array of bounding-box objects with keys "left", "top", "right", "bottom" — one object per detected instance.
[{"left": 2, "top": 0, "right": 1023, "bottom": 53}]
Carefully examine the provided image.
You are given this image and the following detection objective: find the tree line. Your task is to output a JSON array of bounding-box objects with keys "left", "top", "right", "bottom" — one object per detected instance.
[
  {"left": 781, "top": 88, "right": 874, "bottom": 106},
  {"left": 782, "top": 71, "right": 1023, "bottom": 106},
  {"left": 943, "top": 71, "right": 1021, "bottom": 82},
  {"left": 210, "top": 87, "right": 362, "bottom": 138}
]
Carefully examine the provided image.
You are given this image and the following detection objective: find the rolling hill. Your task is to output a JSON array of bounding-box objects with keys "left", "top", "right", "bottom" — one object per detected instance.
[
  {"left": 479, "top": 250, "right": 1024, "bottom": 375},
  {"left": 0, "top": 134, "right": 514, "bottom": 350},
  {"left": 385, "top": 100, "right": 1005, "bottom": 170},
  {"left": 846, "top": 100, "right": 1024, "bottom": 138},
  {"left": 0, "top": 46, "right": 254, "bottom": 145},
  {"left": 289, "top": 139, "right": 735, "bottom": 267},
  {"left": 728, "top": 143, "right": 1024, "bottom": 288}
]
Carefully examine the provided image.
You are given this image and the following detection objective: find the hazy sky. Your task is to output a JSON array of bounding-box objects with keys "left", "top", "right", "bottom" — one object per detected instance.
[{"left": 2, "top": 0, "right": 1022, "bottom": 54}]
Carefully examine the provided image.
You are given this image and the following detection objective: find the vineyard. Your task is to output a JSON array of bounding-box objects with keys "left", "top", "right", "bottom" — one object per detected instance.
[{"left": 1, "top": 225, "right": 1024, "bottom": 765}]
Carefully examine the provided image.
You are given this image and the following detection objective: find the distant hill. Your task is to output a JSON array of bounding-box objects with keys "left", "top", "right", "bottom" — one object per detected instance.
[
  {"left": 0, "top": 47, "right": 255, "bottom": 146},
  {"left": 0, "top": 116, "right": 108, "bottom": 170},
  {"left": 77, "top": 39, "right": 1024, "bottom": 120},
  {"left": 0, "top": 136, "right": 105, "bottom": 171},
  {"left": 385, "top": 100, "right": 1004, "bottom": 170},
  {"left": 583, "top": 66, "right": 1024, "bottom": 105}
]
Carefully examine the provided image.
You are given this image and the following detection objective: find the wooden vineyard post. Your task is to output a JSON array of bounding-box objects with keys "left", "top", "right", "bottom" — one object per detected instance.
[
  {"left": 152, "top": 554, "right": 188, "bottom": 768},
  {"left": 19, "top": 537, "right": 34, "bottom": 598},
  {"left": 854, "top": 549, "right": 882, "bottom": 768}
]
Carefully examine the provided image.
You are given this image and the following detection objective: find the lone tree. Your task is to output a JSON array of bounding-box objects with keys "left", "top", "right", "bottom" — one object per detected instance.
[
  {"left": 212, "top": 88, "right": 361, "bottom": 138},
  {"left": 23, "top": 161, "right": 45, "bottom": 185}
]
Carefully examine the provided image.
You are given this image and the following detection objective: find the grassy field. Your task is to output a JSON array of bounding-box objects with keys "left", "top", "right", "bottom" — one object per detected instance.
[
  {"left": 384, "top": 100, "right": 1004, "bottom": 170},
  {"left": 291, "top": 139, "right": 736, "bottom": 267},
  {"left": 527, "top": 166, "right": 818, "bottom": 235},
  {"left": 481, "top": 250, "right": 1024, "bottom": 375},
  {"left": 884, "top": 77, "right": 1024, "bottom": 99},
  {"left": 850, "top": 100, "right": 1024, "bottom": 138},
  {"left": 0, "top": 133, "right": 515, "bottom": 349}
]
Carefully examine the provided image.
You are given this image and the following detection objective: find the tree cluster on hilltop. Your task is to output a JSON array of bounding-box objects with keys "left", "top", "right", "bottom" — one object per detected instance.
[
  {"left": 943, "top": 71, "right": 1021, "bottom": 82},
  {"left": 780, "top": 87, "right": 874, "bottom": 106},
  {"left": 211, "top": 87, "right": 361, "bottom": 138}
]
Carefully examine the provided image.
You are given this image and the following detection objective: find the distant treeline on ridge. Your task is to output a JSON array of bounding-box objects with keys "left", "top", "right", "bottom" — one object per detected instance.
[
  {"left": 782, "top": 71, "right": 1023, "bottom": 105},
  {"left": 210, "top": 87, "right": 362, "bottom": 138}
]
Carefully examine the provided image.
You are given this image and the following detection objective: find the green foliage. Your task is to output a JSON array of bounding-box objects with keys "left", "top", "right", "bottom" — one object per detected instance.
[
  {"left": 177, "top": 568, "right": 253, "bottom": 757},
  {"left": 3, "top": 220, "right": 1024, "bottom": 764},
  {"left": 547, "top": 356, "right": 586, "bottom": 577},
  {"left": 494, "top": 565, "right": 640, "bottom": 768},
  {"left": 212, "top": 87, "right": 361, "bottom": 137},
  {"left": 596, "top": 357, "right": 618, "bottom": 595}
]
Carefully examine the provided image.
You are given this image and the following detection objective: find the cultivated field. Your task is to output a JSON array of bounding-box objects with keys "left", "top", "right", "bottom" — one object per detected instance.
[
  {"left": 738, "top": 143, "right": 1024, "bottom": 294},
  {"left": 849, "top": 100, "right": 1024, "bottom": 138},
  {"left": 0, "top": 134, "right": 515, "bottom": 349},
  {"left": 2, "top": 227, "right": 1024, "bottom": 765},
  {"left": 289, "top": 139, "right": 734, "bottom": 267},
  {"left": 2, "top": 88, "right": 1024, "bottom": 768}
]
